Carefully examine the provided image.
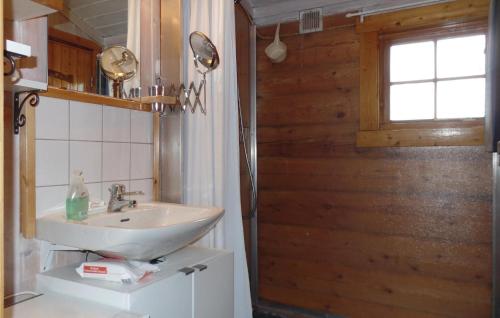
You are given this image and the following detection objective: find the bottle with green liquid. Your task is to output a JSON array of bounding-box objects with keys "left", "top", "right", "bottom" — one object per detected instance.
[{"left": 66, "top": 170, "right": 89, "bottom": 221}]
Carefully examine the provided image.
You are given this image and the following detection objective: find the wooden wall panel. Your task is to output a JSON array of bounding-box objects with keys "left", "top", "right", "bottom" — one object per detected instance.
[{"left": 256, "top": 16, "right": 492, "bottom": 317}]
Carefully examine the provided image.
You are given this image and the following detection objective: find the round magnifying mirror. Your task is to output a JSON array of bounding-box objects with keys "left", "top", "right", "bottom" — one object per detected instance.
[
  {"left": 189, "top": 31, "right": 219, "bottom": 72},
  {"left": 99, "top": 46, "right": 138, "bottom": 98}
]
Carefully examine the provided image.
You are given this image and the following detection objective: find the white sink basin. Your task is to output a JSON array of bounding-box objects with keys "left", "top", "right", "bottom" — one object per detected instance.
[{"left": 36, "top": 202, "right": 224, "bottom": 260}]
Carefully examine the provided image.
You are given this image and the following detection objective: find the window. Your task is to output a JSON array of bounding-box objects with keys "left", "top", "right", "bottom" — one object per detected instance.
[
  {"left": 356, "top": 0, "right": 489, "bottom": 147},
  {"left": 387, "top": 34, "right": 486, "bottom": 122}
]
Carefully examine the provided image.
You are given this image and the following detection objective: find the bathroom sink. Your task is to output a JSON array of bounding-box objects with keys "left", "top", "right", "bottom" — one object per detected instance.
[{"left": 36, "top": 202, "right": 224, "bottom": 260}]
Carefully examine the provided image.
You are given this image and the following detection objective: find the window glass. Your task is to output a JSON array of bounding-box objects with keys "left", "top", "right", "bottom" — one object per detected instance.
[
  {"left": 389, "top": 33, "right": 485, "bottom": 121},
  {"left": 390, "top": 41, "right": 434, "bottom": 82},
  {"left": 436, "top": 78, "right": 485, "bottom": 119},
  {"left": 390, "top": 82, "right": 435, "bottom": 121},
  {"left": 437, "top": 35, "right": 485, "bottom": 78}
]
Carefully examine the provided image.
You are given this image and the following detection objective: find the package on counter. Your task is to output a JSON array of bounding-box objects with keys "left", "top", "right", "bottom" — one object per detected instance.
[{"left": 75, "top": 259, "right": 160, "bottom": 284}]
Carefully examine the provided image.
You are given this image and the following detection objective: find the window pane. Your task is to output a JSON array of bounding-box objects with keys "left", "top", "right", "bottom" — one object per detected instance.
[
  {"left": 436, "top": 78, "right": 485, "bottom": 119},
  {"left": 390, "top": 41, "right": 434, "bottom": 82},
  {"left": 437, "top": 35, "right": 485, "bottom": 78},
  {"left": 390, "top": 82, "right": 435, "bottom": 121}
]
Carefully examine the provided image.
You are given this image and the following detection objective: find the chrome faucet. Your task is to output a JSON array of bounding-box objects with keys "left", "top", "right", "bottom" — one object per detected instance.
[{"left": 107, "top": 183, "right": 144, "bottom": 212}]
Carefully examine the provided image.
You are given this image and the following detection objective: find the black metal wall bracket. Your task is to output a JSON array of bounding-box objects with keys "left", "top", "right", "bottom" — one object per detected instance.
[
  {"left": 4, "top": 49, "right": 27, "bottom": 77},
  {"left": 14, "top": 91, "right": 40, "bottom": 135}
]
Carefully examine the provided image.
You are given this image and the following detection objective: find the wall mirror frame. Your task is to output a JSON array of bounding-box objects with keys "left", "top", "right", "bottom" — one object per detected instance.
[{"left": 16, "top": 0, "right": 184, "bottom": 239}]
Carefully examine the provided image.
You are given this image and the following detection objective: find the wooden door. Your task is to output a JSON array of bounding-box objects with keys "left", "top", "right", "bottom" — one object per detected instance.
[{"left": 48, "top": 28, "right": 100, "bottom": 93}]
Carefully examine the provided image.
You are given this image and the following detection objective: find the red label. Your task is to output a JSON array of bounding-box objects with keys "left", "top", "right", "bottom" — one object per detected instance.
[{"left": 83, "top": 265, "right": 108, "bottom": 274}]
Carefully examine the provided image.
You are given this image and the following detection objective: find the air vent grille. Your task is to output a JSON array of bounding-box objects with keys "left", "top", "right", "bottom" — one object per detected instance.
[{"left": 299, "top": 8, "right": 323, "bottom": 34}]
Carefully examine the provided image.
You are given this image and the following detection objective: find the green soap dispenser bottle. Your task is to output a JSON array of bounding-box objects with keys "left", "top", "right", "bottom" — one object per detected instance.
[{"left": 66, "top": 170, "right": 89, "bottom": 221}]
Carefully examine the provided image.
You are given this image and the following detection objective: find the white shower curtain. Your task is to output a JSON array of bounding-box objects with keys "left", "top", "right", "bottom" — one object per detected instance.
[{"left": 183, "top": 1, "right": 252, "bottom": 317}]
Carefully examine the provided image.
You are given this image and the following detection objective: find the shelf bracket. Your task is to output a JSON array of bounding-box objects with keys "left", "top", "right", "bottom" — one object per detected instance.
[
  {"left": 4, "top": 51, "right": 16, "bottom": 76},
  {"left": 14, "top": 91, "right": 40, "bottom": 135},
  {"left": 4, "top": 48, "right": 28, "bottom": 76}
]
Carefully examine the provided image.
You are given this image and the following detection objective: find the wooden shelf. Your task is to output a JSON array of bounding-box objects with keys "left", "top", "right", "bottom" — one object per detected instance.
[
  {"left": 131, "top": 95, "right": 177, "bottom": 105},
  {"left": 41, "top": 87, "right": 152, "bottom": 112}
]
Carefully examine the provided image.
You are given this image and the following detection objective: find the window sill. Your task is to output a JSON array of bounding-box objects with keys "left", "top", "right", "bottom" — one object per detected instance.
[{"left": 356, "top": 125, "right": 484, "bottom": 147}]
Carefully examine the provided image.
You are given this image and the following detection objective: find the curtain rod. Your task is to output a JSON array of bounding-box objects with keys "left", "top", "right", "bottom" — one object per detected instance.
[{"left": 346, "top": 0, "right": 453, "bottom": 22}]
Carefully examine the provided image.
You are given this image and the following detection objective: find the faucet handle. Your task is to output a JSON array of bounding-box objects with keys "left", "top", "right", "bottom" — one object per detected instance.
[{"left": 109, "top": 183, "right": 126, "bottom": 196}]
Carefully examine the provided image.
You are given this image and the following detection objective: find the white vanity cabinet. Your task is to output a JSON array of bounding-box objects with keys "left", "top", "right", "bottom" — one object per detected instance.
[
  {"left": 37, "top": 246, "right": 234, "bottom": 318},
  {"left": 193, "top": 252, "right": 234, "bottom": 318}
]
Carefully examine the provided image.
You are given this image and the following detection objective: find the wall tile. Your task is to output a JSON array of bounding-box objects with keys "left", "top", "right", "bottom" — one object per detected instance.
[
  {"left": 85, "top": 183, "right": 102, "bottom": 202},
  {"left": 131, "top": 143, "right": 153, "bottom": 179},
  {"left": 103, "top": 106, "right": 130, "bottom": 142},
  {"left": 131, "top": 110, "right": 153, "bottom": 143},
  {"left": 69, "top": 101, "right": 102, "bottom": 141},
  {"left": 36, "top": 185, "right": 68, "bottom": 217},
  {"left": 102, "top": 142, "right": 130, "bottom": 181},
  {"left": 36, "top": 97, "right": 69, "bottom": 140},
  {"left": 130, "top": 179, "right": 153, "bottom": 203},
  {"left": 69, "top": 141, "right": 102, "bottom": 183},
  {"left": 36, "top": 140, "right": 69, "bottom": 186},
  {"left": 101, "top": 180, "right": 129, "bottom": 202}
]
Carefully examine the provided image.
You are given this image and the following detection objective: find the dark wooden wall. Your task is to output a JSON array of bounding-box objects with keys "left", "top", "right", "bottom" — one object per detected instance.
[{"left": 256, "top": 16, "right": 492, "bottom": 317}]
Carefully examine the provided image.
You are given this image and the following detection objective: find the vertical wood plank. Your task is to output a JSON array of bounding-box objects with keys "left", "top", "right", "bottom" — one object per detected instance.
[
  {"left": 141, "top": 0, "right": 163, "bottom": 200},
  {"left": 359, "top": 32, "right": 379, "bottom": 131},
  {"left": 20, "top": 103, "right": 36, "bottom": 239},
  {"left": 0, "top": 0, "right": 5, "bottom": 313},
  {"left": 50, "top": 41, "right": 62, "bottom": 88}
]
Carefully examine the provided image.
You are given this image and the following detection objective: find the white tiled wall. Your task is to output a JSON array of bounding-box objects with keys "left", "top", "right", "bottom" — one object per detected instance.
[{"left": 35, "top": 97, "right": 154, "bottom": 217}]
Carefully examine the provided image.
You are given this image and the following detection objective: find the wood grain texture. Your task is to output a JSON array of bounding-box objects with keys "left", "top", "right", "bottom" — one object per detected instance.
[
  {"left": 359, "top": 32, "right": 379, "bottom": 131},
  {"left": 357, "top": 0, "right": 490, "bottom": 33},
  {"left": 41, "top": 87, "right": 151, "bottom": 111},
  {"left": 0, "top": 0, "right": 5, "bottom": 312},
  {"left": 356, "top": 1, "right": 488, "bottom": 148},
  {"left": 20, "top": 100, "right": 36, "bottom": 238},
  {"left": 256, "top": 16, "right": 492, "bottom": 317},
  {"left": 47, "top": 28, "right": 100, "bottom": 93},
  {"left": 357, "top": 126, "right": 484, "bottom": 147},
  {"left": 32, "top": 0, "right": 63, "bottom": 11}
]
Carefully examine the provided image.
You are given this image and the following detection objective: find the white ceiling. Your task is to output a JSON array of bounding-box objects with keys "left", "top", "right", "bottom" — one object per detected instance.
[
  {"left": 63, "top": 0, "right": 128, "bottom": 46},
  {"left": 241, "top": 0, "right": 451, "bottom": 26}
]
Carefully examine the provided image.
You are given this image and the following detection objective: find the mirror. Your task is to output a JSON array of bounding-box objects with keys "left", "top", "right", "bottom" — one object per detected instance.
[
  {"left": 99, "top": 46, "right": 138, "bottom": 98},
  {"left": 186, "top": 31, "right": 219, "bottom": 114},
  {"left": 189, "top": 31, "right": 220, "bottom": 73},
  {"left": 47, "top": 0, "right": 138, "bottom": 98}
]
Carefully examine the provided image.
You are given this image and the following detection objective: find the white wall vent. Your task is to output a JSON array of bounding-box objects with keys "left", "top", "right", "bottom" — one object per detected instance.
[{"left": 299, "top": 8, "right": 323, "bottom": 34}]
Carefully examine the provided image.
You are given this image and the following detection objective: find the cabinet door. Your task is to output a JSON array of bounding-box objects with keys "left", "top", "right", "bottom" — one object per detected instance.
[
  {"left": 193, "top": 253, "right": 234, "bottom": 318},
  {"left": 133, "top": 272, "right": 193, "bottom": 318}
]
